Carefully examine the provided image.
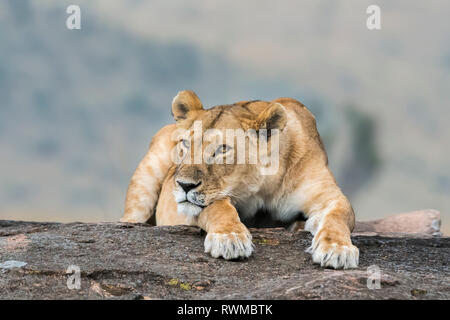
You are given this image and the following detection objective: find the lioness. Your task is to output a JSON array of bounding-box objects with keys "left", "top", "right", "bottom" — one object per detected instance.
[{"left": 121, "top": 90, "right": 359, "bottom": 269}]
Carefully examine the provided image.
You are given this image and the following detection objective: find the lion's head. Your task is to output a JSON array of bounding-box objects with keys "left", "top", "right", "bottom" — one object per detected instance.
[{"left": 170, "top": 90, "right": 288, "bottom": 216}]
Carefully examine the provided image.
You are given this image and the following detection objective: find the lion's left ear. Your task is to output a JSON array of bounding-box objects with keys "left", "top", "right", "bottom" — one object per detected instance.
[{"left": 256, "top": 103, "right": 287, "bottom": 134}]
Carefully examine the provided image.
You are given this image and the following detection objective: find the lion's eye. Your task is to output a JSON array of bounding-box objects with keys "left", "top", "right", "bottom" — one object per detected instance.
[
  {"left": 214, "top": 144, "right": 231, "bottom": 157},
  {"left": 181, "top": 139, "right": 190, "bottom": 148}
]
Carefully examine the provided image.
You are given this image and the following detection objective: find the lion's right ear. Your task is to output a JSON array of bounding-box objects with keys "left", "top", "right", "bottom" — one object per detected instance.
[
  {"left": 171, "top": 90, "right": 203, "bottom": 121},
  {"left": 255, "top": 102, "right": 287, "bottom": 134}
]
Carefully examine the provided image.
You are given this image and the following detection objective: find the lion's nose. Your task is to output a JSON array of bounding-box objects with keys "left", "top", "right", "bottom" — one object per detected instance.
[{"left": 176, "top": 180, "right": 201, "bottom": 193}]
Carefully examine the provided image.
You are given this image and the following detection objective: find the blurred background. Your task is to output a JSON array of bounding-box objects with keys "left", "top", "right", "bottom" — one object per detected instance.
[{"left": 0, "top": 0, "right": 448, "bottom": 233}]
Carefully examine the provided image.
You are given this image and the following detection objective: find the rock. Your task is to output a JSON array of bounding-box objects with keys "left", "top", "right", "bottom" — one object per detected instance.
[
  {"left": 0, "top": 216, "right": 448, "bottom": 300},
  {"left": 354, "top": 209, "right": 442, "bottom": 236}
]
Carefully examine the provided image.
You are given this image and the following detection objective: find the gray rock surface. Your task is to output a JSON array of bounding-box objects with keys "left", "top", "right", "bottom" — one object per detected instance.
[{"left": 0, "top": 216, "right": 448, "bottom": 300}]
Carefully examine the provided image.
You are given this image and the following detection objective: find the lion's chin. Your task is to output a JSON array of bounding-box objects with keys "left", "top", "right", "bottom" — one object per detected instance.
[{"left": 177, "top": 201, "right": 203, "bottom": 217}]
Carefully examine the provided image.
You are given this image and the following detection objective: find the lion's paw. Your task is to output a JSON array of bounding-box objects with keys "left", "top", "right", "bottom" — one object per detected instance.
[
  {"left": 120, "top": 212, "right": 149, "bottom": 223},
  {"left": 120, "top": 217, "right": 144, "bottom": 223},
  {"left": 204, "top": 232, "right": 254, "bottom": 260},
  {"left": 306, "top": 235, "right": 359, "bottom": 269}
]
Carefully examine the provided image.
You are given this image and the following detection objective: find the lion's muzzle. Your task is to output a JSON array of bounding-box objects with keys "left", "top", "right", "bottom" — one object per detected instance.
[{"left": 174, "top": 178, "right": 206, "bottom": 217}]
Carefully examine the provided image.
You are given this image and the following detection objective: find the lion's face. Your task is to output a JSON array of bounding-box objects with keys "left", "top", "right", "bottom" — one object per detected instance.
[{"left": 170, "top": 91, "right": 287, "bottom": 216}]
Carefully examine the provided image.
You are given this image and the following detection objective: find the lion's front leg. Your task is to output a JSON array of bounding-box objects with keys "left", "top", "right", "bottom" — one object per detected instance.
[
  {"left": 299, "top": 178, "right": 359, "bottom": 269},
  {"left": 195, "top": 199, "right": 254, "bottom": 260},
  {"left": 305, "top": 205, "right": 359, "bottom": 269}
]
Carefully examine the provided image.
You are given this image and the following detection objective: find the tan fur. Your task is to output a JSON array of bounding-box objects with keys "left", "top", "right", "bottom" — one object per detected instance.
[
  {"left": 121, "top": 124, "right": 178, "bottom": 223},
  {"left": 122, "top": 91, "right": 359, "bottom": 268}
]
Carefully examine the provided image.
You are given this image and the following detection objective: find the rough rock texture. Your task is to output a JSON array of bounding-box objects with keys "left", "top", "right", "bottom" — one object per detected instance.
[
  {"left": 353, "top": 209, "right": 442, "bottom": 237},
  {"left": 0, "top": 212, "right": 448, "bottom": 300}
]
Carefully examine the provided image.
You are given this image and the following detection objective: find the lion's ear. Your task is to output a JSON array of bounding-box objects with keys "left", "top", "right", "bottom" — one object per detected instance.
[
  {"left": 256, "top": 103, "right": 287, "bottom": 134},
  {"left": 171, "top": 90, "right": 203, "bottom": 121}
]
